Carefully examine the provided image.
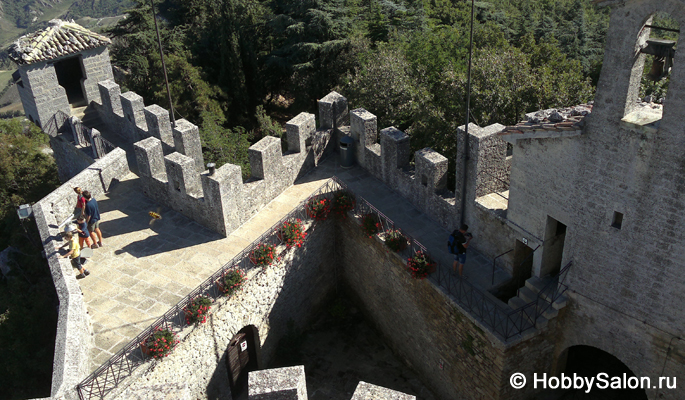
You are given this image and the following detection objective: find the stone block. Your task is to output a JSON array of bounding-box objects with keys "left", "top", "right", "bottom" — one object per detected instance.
[
  {"left": 286, "top": 112, "right": 315, "bottom": 153},
  {"left": 202, "top": 163, "right": 244, "bottom": 236},
  {"left": 90, "top": 128, "right": 105, "bottom": 159},
  {"left": 120, "top": 91, "right": 148, "bottom": 142},
  {"left": 380, "top": 127, "right": 411, "bottom": 183},
  {"left": 248, "top": 366, "right": 307, "bottom": 400},
  {"left": 351, "top": 382, "right": 416, "bottom": 400},
  {"left": 144, "top": 104, "right": 174, "bottom": 154},
  {"left": 172, "top": 119, "right": 205, "bottom": 173},
  {"left": 351, "top": 108, "right": 377, "bottom": 167},
  {"left": 165, "top": 152, "right": 202, "bottom": 198},
  {"left": 350, "top": 108, "right": 377, "bottom": 146},
  {"left": 135, "top": 137, "right": 167, "bottom": 181},
  {"left": 318, "top": 91, "right": 349, "bottom": 129},
  {"left": 415, "top": 148, "right": 448, "bottom": 191},
  {"left": 248, "top": 136, "right": 283, "bottom": 181}
]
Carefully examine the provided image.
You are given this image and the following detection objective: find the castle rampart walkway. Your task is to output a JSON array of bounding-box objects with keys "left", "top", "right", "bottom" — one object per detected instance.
[{"left": 81, "top": 155, "right": 512, "bottom": 372}]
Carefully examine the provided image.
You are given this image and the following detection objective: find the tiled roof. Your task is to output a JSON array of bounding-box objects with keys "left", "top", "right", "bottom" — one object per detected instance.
[
  {"left": 498, "top": 104, "right": 593, "bottom": 144},
  {"left": 8, "top": 19, "right": 111, "bottom": 65}
]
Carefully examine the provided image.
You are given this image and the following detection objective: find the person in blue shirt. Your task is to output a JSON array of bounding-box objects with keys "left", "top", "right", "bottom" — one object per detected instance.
[
  {"left": 83, "top": 191, "right": 103, "bottom": 248},
  {"left": 75, "top": 216, "right": 92, "bottom": 248}
]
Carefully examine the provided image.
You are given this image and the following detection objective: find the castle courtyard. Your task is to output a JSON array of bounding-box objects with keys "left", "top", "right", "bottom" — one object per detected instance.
[{"left": 79, "top": 155, "right": 510, "bottom": 373}]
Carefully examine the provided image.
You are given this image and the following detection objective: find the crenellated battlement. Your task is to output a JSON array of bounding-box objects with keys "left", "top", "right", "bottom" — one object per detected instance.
[{"left": 129, "top": 96, "right": 336, "bottom": 236}]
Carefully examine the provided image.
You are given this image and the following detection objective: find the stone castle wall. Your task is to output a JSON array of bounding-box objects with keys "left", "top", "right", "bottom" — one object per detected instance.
[
  {"left": 16, "top": 60, "right": 70, "bottom": 128},
  {"left": 502, "top": 2, "right": 685, "bottom": 399},
  {"left": 337, "top": 215, "right": 558, "bottom": 400},
  {"left": 49, "top": 134, "right": 96, "bottom": 183},
  {"left": 32, "top": 148, "right": 130, "bottom": 400},
  {"left": 94, "top": 80, "right": 336, "bottom": 237},
  {"left": 109, "top": 219, "right": 338, "bottom": 399},
  {"left": 16, "top": 46, "right": 113, "bottom": 128}
]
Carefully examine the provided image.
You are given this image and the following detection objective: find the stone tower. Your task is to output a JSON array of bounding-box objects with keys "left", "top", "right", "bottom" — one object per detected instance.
[{"left": 8, "top": 19, "right": 114, "bottom": 128}]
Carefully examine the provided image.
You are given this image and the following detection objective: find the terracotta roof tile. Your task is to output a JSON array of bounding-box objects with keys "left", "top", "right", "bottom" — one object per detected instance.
[{"left": 8, "top": 19, "right": 111, "bottom": 65}]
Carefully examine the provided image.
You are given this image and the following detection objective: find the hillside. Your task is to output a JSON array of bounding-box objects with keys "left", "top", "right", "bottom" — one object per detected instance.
[{"left": 0, "top": 0, "right": 132, "bottom": 47}]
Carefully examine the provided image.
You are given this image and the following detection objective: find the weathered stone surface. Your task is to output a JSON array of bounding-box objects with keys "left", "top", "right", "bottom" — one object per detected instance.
[
  {"left": 249, "top": 366, "right": 308, "bottom": 400},
  {"left": 351, "top": 381, "right": 415, "bottom": 400}
]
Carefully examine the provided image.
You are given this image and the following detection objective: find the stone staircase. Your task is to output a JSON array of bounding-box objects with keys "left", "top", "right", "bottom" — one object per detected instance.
[
  {"left": 507, "top": 275, "right": 569, "bottom": 330},
  {"left": 81, "top": 104, "right": 107, "bottom": 133}
]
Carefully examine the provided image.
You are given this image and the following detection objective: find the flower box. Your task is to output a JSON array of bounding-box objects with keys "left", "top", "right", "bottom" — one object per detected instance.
[
  {"left": 216, "top": 269, "right": 246, "bottom": 297},
  {"left": 406, "top": 251, "right": 436, "bottom": 280},
  {"left": 277, "top": 219, "right": 306, "bottom": 248}
]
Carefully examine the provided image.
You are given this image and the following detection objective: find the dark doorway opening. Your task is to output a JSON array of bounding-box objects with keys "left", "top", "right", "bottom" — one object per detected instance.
[
  {"left": 491, "top": 240, "right": 535, "bottom": 302},
  {"left": 549, "top": 345, "right": 648, "bottom": 400},
  {"left": 226, "top": 325, "right": 259, "bottom": 399},
  {"left": 541, "top": 216, "right": 566, "bottom": 277},
  {"left": 53, "top": 56, "right": 86, "bottom": 106}
]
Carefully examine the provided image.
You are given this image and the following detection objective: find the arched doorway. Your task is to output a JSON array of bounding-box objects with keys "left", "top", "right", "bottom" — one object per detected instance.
[
  {"left": 226, "top": 325, "right": 259, "bottom": 399},
  {"left": 552, "top": 345, "right": 647, "bottom": 400}
]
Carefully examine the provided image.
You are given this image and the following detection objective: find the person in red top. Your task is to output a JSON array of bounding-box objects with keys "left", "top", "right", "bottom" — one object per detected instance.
[{"left": 73, "top": 187, "right": 87, "bottom": 217}]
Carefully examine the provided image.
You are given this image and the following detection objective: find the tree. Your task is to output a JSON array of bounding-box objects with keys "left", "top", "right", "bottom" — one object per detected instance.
[
  {"left": 0, "top": 117, "right": 59, "bottom": 400},
  {"left": 199, "top": 111, "right": 252, "bottom": 180}
]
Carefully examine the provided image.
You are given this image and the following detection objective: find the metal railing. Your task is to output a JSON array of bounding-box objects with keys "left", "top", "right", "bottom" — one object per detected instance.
[
  {"left": 333, "top": 177, "right": 547, "bottom": 341},
  {"left": 71, "top": 118, "right": 90, "bottom": 147},
  {"left": 76, "top": 176, "right": 564, "bottom": 399},
  {"left": 533, "top": 260, "right": 573, "bottom": 322},
  {"left": 41, "top": 110, "right": 117, "bottom": 159},
  {"left": 76, "top": 178, "right": 345, "bottom": 400},
  {"left": 43, "top": 110, "right": 69, "bottom": 137}
]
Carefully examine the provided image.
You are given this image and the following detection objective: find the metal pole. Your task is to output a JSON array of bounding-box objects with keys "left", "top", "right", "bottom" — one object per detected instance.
[
  {"left": 460, "top": 0, "right": 475, "bottom": 226},
  {"left": 149, "top": 0, "right": 176, "bottom": 127}
]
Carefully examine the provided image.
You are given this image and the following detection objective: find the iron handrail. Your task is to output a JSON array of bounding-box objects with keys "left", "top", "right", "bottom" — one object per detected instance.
[
  {"left": 533, "top": 260, "right": 573, "bottom": 326},
  {"left": 43, "top": 110, "right": 70, "bottom": 137},
  {"left": 492, "top": 249, "right": 514, "bottom": 285},
  {"left": 76, "top": 178, "right": 345, "bottom": 400},
  {"left": 333, "top": 177, "right": 545, "bottom": 341},
  {"left": 75, "top": 176, "right": 561, "bottom": 399}
]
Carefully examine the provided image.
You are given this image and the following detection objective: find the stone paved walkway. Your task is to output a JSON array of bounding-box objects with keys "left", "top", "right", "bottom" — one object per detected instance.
[{"left": 72, "top": 153, "right": 511, "bottom": 373}]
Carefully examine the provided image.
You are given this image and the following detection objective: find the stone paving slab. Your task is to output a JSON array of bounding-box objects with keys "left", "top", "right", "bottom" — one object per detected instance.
[
  {"left": 61, "top": 169, "right": 334, "bottom": 372},
  {"left": 305, "top": 157, "right": 513, "bottom": 292},
  {"left": 61, "top": 152, "right": 512, "bottom": 373}
]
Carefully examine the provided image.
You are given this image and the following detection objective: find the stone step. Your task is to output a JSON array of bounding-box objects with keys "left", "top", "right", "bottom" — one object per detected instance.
[
  {"left": 525, "top": 276, "right": 558, "bottom": 302},
  {"left": 553, "top": 293, "right": 569, "bottom": 310},
  {"left": 539, "top": 302, "right": 559, "bottom": 319},
  {"left": 508, "top": 295, "right": 528, "bottom": 310},
  {"left": 507, "top": 295, "right": 548, "bottom": 329},
  {"left": 518, "top": 286, "right": 538, "bottom": 303},
  {"left": 525, "top": 276, "right": 546, "bottom": 293}
]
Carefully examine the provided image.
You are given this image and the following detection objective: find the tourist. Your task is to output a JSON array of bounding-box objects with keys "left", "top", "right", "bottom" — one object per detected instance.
[
  {"left": 73, "top": 187, "right": 86, "bottom": 217},
  {"left": 451, "top": 224, "right": 472, "bottom": 277},
  {"left": 59, "top": 231, "right": 90, "bottom": 279},
  {"left": 83, "top": 191, "right": 103, "bottom": 248},
  {"left": 75, "top": 215, "right": 92, "bottom": 249}
]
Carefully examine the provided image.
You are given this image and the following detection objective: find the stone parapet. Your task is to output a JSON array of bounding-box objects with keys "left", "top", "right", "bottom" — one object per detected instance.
[{"left": 33, "top": 148, "right": 130, "bottom": 400}]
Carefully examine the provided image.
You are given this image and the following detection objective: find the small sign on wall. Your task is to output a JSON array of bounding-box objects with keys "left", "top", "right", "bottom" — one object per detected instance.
[
  {"left": 240, "top": 341, "right": 248, "bottom": 352},
  {"left": 522, "top": 237, "right": 528, "bottom": 245}
]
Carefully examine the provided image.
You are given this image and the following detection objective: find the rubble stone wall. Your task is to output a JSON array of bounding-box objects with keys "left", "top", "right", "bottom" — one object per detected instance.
[{"left": 109, "top": 219, "right": 337, "bottom": 399}]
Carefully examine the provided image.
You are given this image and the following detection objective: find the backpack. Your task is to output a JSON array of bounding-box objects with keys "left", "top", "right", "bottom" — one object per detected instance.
[{"left": 448, "top": 230, "right": 459, "bottom": 254}]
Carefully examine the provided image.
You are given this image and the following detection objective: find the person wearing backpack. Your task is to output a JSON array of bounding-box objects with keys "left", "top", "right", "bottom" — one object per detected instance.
[{"left": 449, "top": 224, "right": 472, "bottom": 276}]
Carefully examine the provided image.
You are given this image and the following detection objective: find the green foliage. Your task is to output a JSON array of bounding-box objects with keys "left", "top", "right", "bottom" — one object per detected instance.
[
  {"left": 0, "top": 118, "right": 59, "bottom": 399},
  {"left": 199, "top": 112, "right": 251, "bottom": 180},
  {"left": 0, "top": 119, "right": 59, "bottom": 246},
  {"left": 67, "top": 0, "right": 135, "bottom": 18},
  {"left": 255, "top": 105, "right": 283, "bottom": 140}
]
